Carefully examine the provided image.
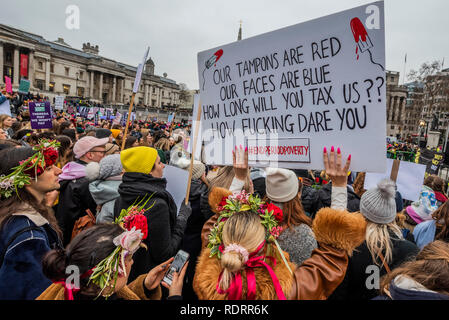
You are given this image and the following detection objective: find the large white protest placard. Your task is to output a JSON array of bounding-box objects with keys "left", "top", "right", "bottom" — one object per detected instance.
[
  {"left": 133, "top": 47, "right": 150, "bottom": 94},
  {"left": 163, "top": 165, "right": 190, "bottom": 215},
  {"left": 364, "top": 158, "right": 426, "bottom": 201},
  {"left": 198, "top": 1, "right": 386, "bottom": 172},
  {"left": 55, "top": 96, "right": 64, "bottom": 110},
  {"left": 187, "top": 94, "right": 203, "bottom": 160}
]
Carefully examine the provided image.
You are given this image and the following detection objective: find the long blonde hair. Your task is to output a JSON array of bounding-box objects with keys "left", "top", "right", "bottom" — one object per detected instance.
[
  {"left": 365, "top": 220, "right": 403, "bottom": 265},
  {"left": 219, "top": 212, "right": 265, "bottom": 292},
  {"left": 209, "top": 166, "right": 251, "bottom": 192}
]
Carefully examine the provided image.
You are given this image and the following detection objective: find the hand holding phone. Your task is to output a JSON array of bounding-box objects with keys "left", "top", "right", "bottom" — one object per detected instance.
[{"left": 162, "top": 250, "right": 189, "bottom": 286}]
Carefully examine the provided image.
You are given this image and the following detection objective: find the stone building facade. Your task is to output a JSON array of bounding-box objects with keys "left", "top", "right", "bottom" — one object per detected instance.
[
  {"left": 0, "top": 23, "right": 193, "bottom": 121},
  {"left": 386, "top": 70, "right": 408, "bottom": 138}
]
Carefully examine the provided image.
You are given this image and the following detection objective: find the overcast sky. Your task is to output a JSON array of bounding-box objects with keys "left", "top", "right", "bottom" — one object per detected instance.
[{"left": 1, "top": 0, "right": 447, "bottom": 89}]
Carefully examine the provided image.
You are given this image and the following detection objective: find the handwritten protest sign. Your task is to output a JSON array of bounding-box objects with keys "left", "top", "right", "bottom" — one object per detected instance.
[
  {"left": 198, "top": 1, "right": 386, "bottom": 172},
  {"left": 55, "top": 96, "right": 64, "bottom": 110},
  {"left": 29, "top": 102, "right": 53, "bottom": 129},
  {"left": 364, "top": 158, "right": 426, "bottom": 201}
]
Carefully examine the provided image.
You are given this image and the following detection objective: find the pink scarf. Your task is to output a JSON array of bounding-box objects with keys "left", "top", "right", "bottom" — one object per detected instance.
[{"left": 216, "top": 241, "right": 286, "bottom": 300}]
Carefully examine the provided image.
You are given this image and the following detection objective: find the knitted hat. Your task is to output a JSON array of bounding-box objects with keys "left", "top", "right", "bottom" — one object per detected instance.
[
  {"left": 85, "top": 154, "right": 123, "bottom": 181},
  {"left": 265, "top": 168, "right": 299, "bottom": 203},
  {"left": 360, "top": 179, "right": 397, "bottom": 224},
  {"left": 191, "top": 160, "right": 205, "bottom": 180},
  {"left": 96, "top": 128, "right": 112, "bottom": 139},
  {"left": 120, "top": 146, "right": 158, "bottom": 174},
  {"left": 110, "top": 129, "right": 121, "bottom": 139},
  {"left": 104, "top": 143, "right": 120, "bottom": 156}
]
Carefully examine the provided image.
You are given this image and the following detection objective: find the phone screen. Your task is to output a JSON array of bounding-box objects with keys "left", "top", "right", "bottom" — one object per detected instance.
[{"left": 163, "top": 250, "right": 189, "bottom": 285}]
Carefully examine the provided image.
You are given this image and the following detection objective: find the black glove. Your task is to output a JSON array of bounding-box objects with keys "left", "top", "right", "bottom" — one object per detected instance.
[{"left": 178, "top": 200, "right": 192, "bottom": 221}]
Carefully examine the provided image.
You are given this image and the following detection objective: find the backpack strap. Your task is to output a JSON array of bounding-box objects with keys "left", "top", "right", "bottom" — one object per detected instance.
[
  {"left": 378, "top": 252, "right": 391, "bottom": 274},
  {"left": 0, "top": 226, "right": 43, "bottom": 267}
]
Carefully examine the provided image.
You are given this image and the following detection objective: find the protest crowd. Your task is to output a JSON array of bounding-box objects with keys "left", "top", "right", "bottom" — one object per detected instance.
[{"left": 0, "top": 85, "right": 448, "bottom": 302}]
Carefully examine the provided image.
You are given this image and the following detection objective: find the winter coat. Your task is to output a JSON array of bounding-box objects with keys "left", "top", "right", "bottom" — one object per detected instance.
[
  {"left": 37, "top": 274, "right": 162, "bottom": 301},
  {"left": 113, "top": 172, "right": 186, "bottom": 282},
  {"left": 328, "top": 232, "right": 420, "bottom": 300},
  {"left": 89, "top": 177, "right": 122, "bottom": 223},
  {"left": 195, "top": 206, "right": 367, "bottom": 300},
  {"left": 55, "top": 160, "right": 97, "bottom": 246},
  {"left": 277, "top": 224, "right": 318, "bottom": 266},
  {"left": 434, "top": 191, "right": 448, "bottom": 207},
  {"left": 413, "top": 219, "right": 449, "bottom": 249},
  {"left": 181, "top": 179, "right": 208, "bottom": 300},
  {"left": 300, "top": 185, "right": 318, "bottom": 217},
  {"left": 312, "top": 182, "right": 360, "bottom": 218},
  {"left": 0, "top": 204, "right": 62, "bottom": 300},
  {"left": 374, "top": 275, "right": 449, "bottom": 300}
]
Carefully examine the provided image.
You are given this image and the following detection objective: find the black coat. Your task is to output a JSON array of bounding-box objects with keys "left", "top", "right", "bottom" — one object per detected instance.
[
  {"left": 55, "top": 161, "right": 97, "bottom": 246},
  {"left": 181, "top": 179, "right": 208, "bottom": 300},
  {"left": 329, "top": 234, "right": 420, "bottom": 300},
  {"left": 312, "top": 182, "right": 360, "bottom": 218},
  {"left": 301, "top": 185, "right": 318, "bottom": 217},
  {"left": 113, "top": 172, "right": 185, "bottom": 282}
]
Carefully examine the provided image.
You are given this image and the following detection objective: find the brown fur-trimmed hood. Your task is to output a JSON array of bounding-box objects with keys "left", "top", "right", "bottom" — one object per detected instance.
[
  {"left": 193, "top": 245, "right": 296, "bottom": 300},
  {"left": 312, "top": 207, "right": 366, "bottom": 256},
  {"left": 208, "top": 187, "right": 233, "bottom": 214}
]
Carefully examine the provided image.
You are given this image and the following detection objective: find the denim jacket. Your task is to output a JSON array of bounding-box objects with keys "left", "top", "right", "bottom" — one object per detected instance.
[{"left": 0, "top": 204, "right": 62, "bottom": 300}]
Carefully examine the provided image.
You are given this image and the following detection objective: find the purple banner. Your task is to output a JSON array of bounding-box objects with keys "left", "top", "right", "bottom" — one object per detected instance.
[{"left": 29, "top": 101, "right": 53, "bottom": 129}]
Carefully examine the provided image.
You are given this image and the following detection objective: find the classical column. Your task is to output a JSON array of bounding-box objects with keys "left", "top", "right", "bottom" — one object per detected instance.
[
  {"left": 99, "top": 73, "right": 103, "bottom": 101},
  {"left": 45, "top": 58, "right": 50, "bottom": 91},
  {"left": 112, "top": 76, "right": 117, "bottom": 103},
  {"left": 28, "top": 50, "right": 35, "bottom": 88},
  {"left": 148, "top": 85, "right": 153, "bottom": 106},
  {"left": 157, "top": 86, "right": 162, "bottom": 107},
  {"left": 391, "top": 96, "right": 397, "bottom": 122},
  {"left": 120, "top": 78, "right": 124, "bottom": 103},
  {"left": 90, "top": 72, "right": 94, "bottom": 98},
  {"left": 13, "top": 47, "right": 19, "bottom": 85},
  {"left": 144, "top": 84, "right": 149, "bottom": 106},
  {"left": 0, "top": 42, "right": 4, "bottom": 85},
  {"left": 388, "top": 95, "right": 393, "bottom": 121}
]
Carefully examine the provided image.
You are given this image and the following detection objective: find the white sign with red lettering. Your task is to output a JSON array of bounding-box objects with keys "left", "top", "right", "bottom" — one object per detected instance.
[{"left": 247, "top": 137, "right": 310, "bottom": 165}]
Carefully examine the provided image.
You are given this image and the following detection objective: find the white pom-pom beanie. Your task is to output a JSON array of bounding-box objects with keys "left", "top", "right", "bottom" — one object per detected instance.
[
  {"left": 265, "top": 168, "right": 299, "bottom": 203},
  {"left": 360, "top": 179, "right": 397, "bottom": 224}
]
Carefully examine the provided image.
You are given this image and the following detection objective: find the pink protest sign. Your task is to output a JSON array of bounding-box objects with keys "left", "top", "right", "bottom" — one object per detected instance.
[{"left": 4, "top": 76, "right": 12, "bottom": 94}]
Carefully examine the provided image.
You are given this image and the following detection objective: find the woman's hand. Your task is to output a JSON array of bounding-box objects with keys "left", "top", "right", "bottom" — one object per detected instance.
[
  {"left": 233, "top": 145, "right": 248, "bottom": 181},
  {"left": 144, "top": 257, "right": 174, "bottom": 291},
  {"left": 323, "top": 146, "right": 351, "bottom": 187},
  {"left": 162, "top": 261, "right": 189, "bottom": 297}
]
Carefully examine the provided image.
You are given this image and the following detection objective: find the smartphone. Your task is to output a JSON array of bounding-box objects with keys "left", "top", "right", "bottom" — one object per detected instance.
[{"left": 163, "top": 250, "right": 189, "bottom": 286}]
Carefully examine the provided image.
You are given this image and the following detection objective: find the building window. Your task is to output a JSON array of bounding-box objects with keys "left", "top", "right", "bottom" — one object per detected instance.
[
  {"left": 65, "top": 67, "right": 69, "bottom": 76},
  {"left": 77, "top": 87, "right": 84, "bottom": 97},
  {"left": 38, "top": 61, "right": 43, "bottom": 70},
  {"left": 152, "top": 87, "right": 155, "bottom": 93},
  {"left": 49, "top": 82, "right": 55, "bottom": 92},
  {"left": 35, "top": 79, "right": 45, "bottom": 91},
  {"left": 391, "top": 125, "right": 395, "bottom": 130},
  {"left": 63, "top": 84, "right": 70, "bottom": 94},
  {"left": 50, "top": 64, "right": 54, "bottom": 73},
  {"left": 5, "top": 52, "right": 12, "bottom": 63},
  {"left": 79, "top": 71, "right": 84, "bottom": 79}
]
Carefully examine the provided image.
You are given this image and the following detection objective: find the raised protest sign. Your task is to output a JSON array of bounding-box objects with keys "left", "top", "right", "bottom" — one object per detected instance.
[
  {"left": 163, "top": 165, "right": 190, "bottom": 215},
  {"left": 55, "top": 96, "right": 64, "bottom": 110},
  {"left": 364, "top": 157, "right": 426, "bottom": 201},
  {"left": 133, "top": 47, "right": 150, "bottom": 94},
  {"left": 113, "top": 112, "right": 122, "bottom": 125},
  {"left": 187, "top": 94, "right": 203, "bottom": 160},
  {"left": 0, "top": 99, "right": 11, "bottom": 116},
  {"left": 416, "top": 148, "right": 444, "bottom": 176},
  {"left": 197, "top": 1, "right": 386, "bottom": 172},
  {"left": 18, "top": 79, "right": 30, "bottom": 94},
  {"left": 4, "top": 76, "right": 12, "bottom": 94},
  {"left": 29, "top": 101, "right": 52, "bottom": 129}
]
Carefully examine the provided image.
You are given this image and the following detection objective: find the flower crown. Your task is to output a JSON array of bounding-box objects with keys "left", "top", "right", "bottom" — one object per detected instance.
[
  {"left": 0, "top": 139, "right": 60, "bottom": 199},
  {"left": 207, "top": 190, "right": 284, "bottom": 259},
  {"left": 87, "top": 194, "right": 154, "bottom": 299}
]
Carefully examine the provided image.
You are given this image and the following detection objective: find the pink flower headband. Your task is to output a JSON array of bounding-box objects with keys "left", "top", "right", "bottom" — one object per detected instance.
[{"left": 223, "top": 243, "right": 249, "bottom": 264}]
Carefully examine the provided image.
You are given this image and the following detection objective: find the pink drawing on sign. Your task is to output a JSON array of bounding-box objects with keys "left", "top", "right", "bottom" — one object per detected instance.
[{"left": 350, "top": 17, "right": 384, "bottom": 71}]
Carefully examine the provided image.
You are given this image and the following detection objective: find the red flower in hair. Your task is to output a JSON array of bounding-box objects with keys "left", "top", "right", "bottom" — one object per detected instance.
[
  {"left": 43, "top": 147, "right": 59, "bottom": 167},
  {"left": 266, "top": 203, "right": 283, "bottom": 222},
  {"left": 124, "top": 214, "right": 148, "bottom": 240}
]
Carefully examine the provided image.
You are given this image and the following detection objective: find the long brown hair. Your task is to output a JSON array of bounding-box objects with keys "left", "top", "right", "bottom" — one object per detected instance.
[
  {"left": 432, "top": 200, "right": 449, "bottom": 240},
  {"left": 264, "top": 181, "right": 312, "bottom": 228},
  {"left": 0, "top": 147, "right": 62, "bottom": 238},
  {"left": 208, "top": 166, "right": 251, "bottom": 192},
  {"left": 353, "top": 172, "right": 367, "bottom": 197},
  {"left": 380, "top": 240, "right": 449, "bottom": 296}
]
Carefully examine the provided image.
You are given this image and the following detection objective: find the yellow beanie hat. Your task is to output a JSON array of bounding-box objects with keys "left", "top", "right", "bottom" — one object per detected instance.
[
  {"left": 120, "top": 146, "right": 158, "bottom": 174},
  {"left": 110, "top": 129, "right": 121, "bottom": 139}
]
